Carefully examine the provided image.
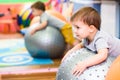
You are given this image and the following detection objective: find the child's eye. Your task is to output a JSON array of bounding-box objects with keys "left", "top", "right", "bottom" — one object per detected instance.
[
  {"left": 76, "top": 26, "right": 80, "bottom": 29},
  {"left": 72, "top": 25, "right": 80, "bottom": 30}
]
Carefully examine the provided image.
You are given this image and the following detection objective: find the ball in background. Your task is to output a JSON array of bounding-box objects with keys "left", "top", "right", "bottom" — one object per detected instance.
[{"left": 24, "top": 25, "right": 65, "bottom": 58}]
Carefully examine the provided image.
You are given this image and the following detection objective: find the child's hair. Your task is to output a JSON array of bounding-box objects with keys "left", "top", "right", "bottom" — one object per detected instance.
[
  {"left": 31, "top": 1, "right": 45, "bottom": 12},
  {"left": 70, "top": 7, "right": 101, "bottom": 30}
]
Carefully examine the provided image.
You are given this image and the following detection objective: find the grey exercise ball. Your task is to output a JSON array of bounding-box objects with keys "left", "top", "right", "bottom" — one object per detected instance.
[
  {"left": 24, "top": 26, "right": 65, "bottom": 58},
  {"left": 56, "top": 48, "right": 115, "bottom": 80}
]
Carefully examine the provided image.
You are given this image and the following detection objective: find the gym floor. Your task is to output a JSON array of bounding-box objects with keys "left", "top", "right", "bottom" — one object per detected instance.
[{"left": 0, "top": 32, "right": 61, "bottom": 80}]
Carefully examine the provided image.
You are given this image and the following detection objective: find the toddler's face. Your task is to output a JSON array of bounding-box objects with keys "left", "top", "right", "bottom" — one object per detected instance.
[
  {"left": 31, "top": 8, "right": 43, "bottom": 16},
  {"left": 72, "top": 20, "right": 91, "bottom": 40}
]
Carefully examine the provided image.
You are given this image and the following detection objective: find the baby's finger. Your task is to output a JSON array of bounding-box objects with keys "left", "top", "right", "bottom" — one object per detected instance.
[
  {"left": 72, "top": 67, "right": 77, "bottom": 74},
  {"left": 77, "top": 71, "right": 82, "bottom": 76},
  {"left": 74, "top": 70, "right": 81, "bottom": 76}
]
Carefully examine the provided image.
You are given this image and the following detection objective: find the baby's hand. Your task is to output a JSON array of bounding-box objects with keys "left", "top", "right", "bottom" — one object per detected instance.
[
  {"left": 61, "top": 56, "right": 66, "bottom": 63},
  {"left": 72, "top": 61, "right": 87, "bottom": 76},
  {"left": 30, "top": 29, "right": 36, "bottom": 35}
]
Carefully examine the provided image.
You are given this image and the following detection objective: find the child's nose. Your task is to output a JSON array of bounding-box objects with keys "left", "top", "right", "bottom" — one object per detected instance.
[{"left": 73, "top": 28, "right": 77, "bottom": 34}]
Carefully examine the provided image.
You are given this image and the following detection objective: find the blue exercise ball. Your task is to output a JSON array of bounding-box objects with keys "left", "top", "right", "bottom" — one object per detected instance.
[
  {"left": 24, "top": 26, "right": 65, "bottom": 58},
  {"left": 56, "top": 48, "right": 115, "bottom": 80}
]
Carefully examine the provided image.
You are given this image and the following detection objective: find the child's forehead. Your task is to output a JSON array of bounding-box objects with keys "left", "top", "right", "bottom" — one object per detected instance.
[
  {"left": 31, "top": 7, "right": 37, "bottom": 10},
  {"left": 31, "top": 7, "right": 36, "bottom": 10},
  {"left": 31, "top": 8, "right": 39, "bottom": 11},
  {"left": 71, "top": 20, "right": 83, "bottom": 24}
]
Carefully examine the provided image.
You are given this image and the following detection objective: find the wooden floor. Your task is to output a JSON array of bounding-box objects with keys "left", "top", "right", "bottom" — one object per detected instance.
[
  {"left": 0, "top": 33, "right": 61, "bottom": 80},
  {"left": 1, "top": 59, "right": 61, "bottom": 80}
]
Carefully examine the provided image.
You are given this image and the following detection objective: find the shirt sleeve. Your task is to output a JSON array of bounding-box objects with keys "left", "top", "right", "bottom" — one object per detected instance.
[
  {"left": 95, "top": 38, "right": 109, "bottom": 51},
  {"left": 40, "top": 13, "right": 48, "bottom": 23}
]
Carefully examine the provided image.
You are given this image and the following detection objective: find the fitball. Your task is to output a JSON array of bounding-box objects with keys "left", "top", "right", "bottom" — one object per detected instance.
[
  {"left": 24, "top": 24, "right": 65, "bottom": 58},
  {"left": 56, "top": 48, "right": 115, "bottom": 80}
]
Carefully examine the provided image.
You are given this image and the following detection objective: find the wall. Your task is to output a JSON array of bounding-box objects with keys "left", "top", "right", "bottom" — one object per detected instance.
[{"left": 101, "top": 1, "right": 118, "bottom": 37}]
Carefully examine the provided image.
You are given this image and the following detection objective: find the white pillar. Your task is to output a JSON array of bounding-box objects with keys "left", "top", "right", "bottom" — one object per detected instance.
[{"left": 101, "top": 1, "right": 118, "bottom": 37}]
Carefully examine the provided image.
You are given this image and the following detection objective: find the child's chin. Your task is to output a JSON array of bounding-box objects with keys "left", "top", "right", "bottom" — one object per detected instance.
[
  {"left": 76, "top": 37, "right": 82, "bottom": 41},
  {"left": 78, "top": 39, "right": 82, "bottom": 41}
]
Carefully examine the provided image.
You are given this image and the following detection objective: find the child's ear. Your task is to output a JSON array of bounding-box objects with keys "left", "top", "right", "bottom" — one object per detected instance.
[{"left": 89, "top": 25, "right": 95, "bottom": 32}]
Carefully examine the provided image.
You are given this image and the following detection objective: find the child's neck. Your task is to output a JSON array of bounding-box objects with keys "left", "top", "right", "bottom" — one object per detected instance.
[
  {"left": 87, "top": 29, "right": 98, "bottom": 43},
  {"left": 39, "top": 11, "right": 44, "bottom": 16}
]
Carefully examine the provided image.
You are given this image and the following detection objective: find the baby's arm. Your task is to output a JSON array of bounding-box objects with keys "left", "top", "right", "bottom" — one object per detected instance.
[
  {"left": 61, "top": 42, "right": 83, "bottom": 62},
  {"left": 84, "top": 48, "right": 108, "bottom": 67},
  {"left": 72, "top": 48, "right": 108, "bottom": 76},
  {"left": 30, "top": 21, "right": 47, "bottom": 35},
  {"left": 30, "top": 16, "right": 40, "bottom": 26}
]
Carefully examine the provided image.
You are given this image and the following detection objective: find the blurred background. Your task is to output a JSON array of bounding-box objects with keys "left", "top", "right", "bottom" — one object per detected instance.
[
  {"left": 0, "top": 0, "right": 120, "bottom": 80},
  {"left": 0, "top": 0, "right": 120, "bottom": 37}
]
